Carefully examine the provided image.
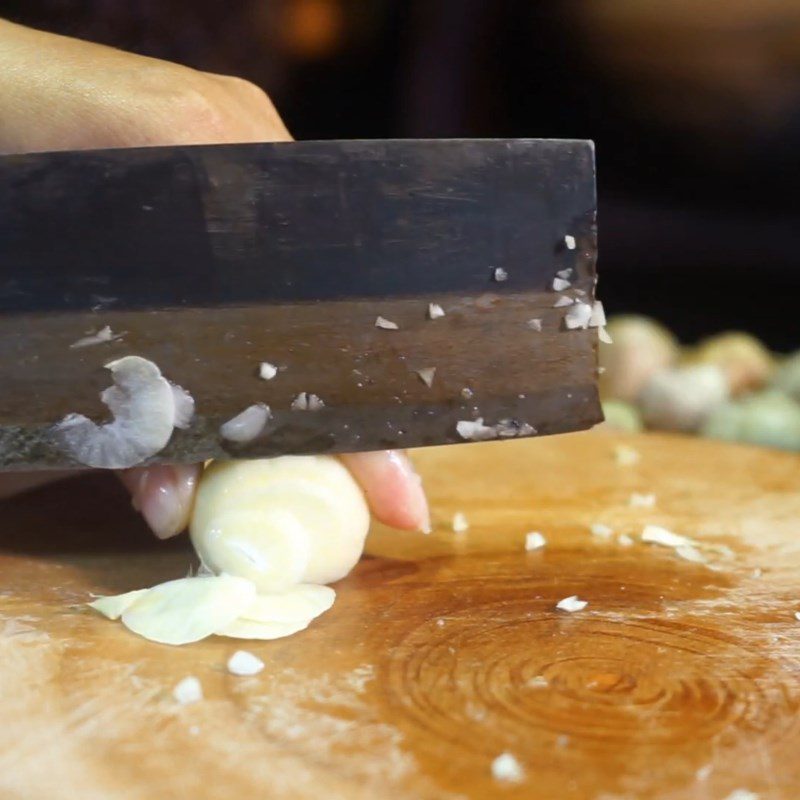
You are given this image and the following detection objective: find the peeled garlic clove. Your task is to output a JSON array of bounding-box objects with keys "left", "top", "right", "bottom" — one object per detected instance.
[
  {"left": 88, "top": 589, "right": 149, "bottom": 620},
  {"left": 216, "top": 617, "right": 312, "bottom": 641},
  {"left": 638, "top": 364, "right": 729, "bottom": 433},
  {"left": 241, "top": 584, "right": 335, "bottom": 624},
  {"left": 121, "top": 575, "right": 256, "bottom": 645},
  {"left": 599, "top": 315, "right": 679, "bottom": 403},
  {"left": 54, "top": 356, "right": 179, "bottom": 469},
  {"left": 190, "top": 456, "right": 370, "bottom": 592}
]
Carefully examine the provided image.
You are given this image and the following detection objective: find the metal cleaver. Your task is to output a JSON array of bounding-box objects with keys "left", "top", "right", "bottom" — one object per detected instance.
[{"left": 0, "top": 138, "right": 601, "bottom": 470}]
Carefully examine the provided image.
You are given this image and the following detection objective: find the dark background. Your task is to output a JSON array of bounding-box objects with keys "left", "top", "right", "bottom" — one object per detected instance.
[{"left": 3, "top": 0, "right": 799, "bottom": 351}]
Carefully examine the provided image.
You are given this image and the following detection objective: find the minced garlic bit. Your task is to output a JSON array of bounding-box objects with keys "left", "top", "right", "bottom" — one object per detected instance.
[
  {"left": 589, "top": 300, "right": 606, "bottom": 328},
  {"left": 556, "top": 595, "right": 587, "bottom": 612},
  {"left": 598, "top": 326, "right": 613, "bottom": 344},
  {"left": 590, "top": 523, "right": 614, "bottom": 539},
  {"left": 565, "top": 302, "right": 593, "bottom": 330},
  {"left": 524, "top": 531, "right": 546, "bottom": 551},
  {"left": 259, "top": 362, "right": 278, "bottom": 380},
  {"left": 556, "top": 268, "right": 572, "bottom": 280},
  {"left": 491, "top": 753, "right": 525, "bottom": 784},
  {"left": 291, "top": 392, "right": 325, "bottom": 411},
  {"left": 456, "top": 418, "right": 496, "bottom": 441},
  {"left": 614, "top": 444, "right": 640, "bottom": 466},
  {"left": 460, "top": 387, "right": 474, "bottom": 399},
  {"left": 227, "top": 650, "right": 265, "bottom": 676},
  {"left": 428, "top": 303, "right": 445, "bottom": 320},
  {"left": 219, "top": 403, "right": 271, "bottom": 443},
  {"left": 564, "top": 234, "right": 576, "bottom": 250},
  {"left": 554, "top": 296, "right": 574, "bottom": 308},
  {"left": 492, "top": 267, "right": 508, "bottom": 282},
  {"left": 173, "top": 676, "right": 203, "bottom": 705},
  {"left": 416, "top": 367, "right": 436, "bottom": 388},
  {"left": 375, "top": 316, "right": 399, "bottom": 330},
  {"left": 794, "top": 611, "right": 800, "bottom": 622},
  {"left": 676, "top": 545, "right": 707, "bottom": 564},
  {"left": 528, "top": 675, "right": 548, "bottom": 688},
  {"left": 70, "top": 325, "right": 124, "bottom": 349},
  {"left": 552, "top": 277, "right": 571, "bottom": 292},
  {"left": 723, "top": 791, "right": 759, "bottom": 800},
  {"left": 641, "top": 524, "right": 691, "bottom": 548},
  {"left": 695, "top": 764, "right": 713, "bottom": 781},
  {"left": 527, "top": 318, "right": 543, "bottom": 331},
  {"left": 452, "top": 512, "right": 469, "bottom": 533},
  {"left": 617, "top": 534, "right": 634, "bottom": 547},
  {"left": 629, "top": 492, "right": 656, "bottom": 508}
]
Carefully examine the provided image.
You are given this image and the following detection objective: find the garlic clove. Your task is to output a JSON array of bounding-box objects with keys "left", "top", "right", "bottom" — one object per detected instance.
[
  {"left": 219, "top": 403, "right": 271, "bottom": 443},
  {"left": 121, "top": 575, "right": 256, "bottom": 645}
]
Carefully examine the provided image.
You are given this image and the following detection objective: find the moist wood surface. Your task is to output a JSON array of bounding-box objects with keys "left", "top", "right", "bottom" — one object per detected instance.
[{"left": 0, "top": 430, "right": 799, "bottom": 799}]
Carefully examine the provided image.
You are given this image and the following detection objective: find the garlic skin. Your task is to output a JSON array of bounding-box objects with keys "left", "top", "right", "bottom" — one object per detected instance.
[
  {"left": 686, "top": 332, "right": 774, "bottom": 396},
  {"left": 54, "top": 355, "right": 185, "bottom": 469},
  {"left": 599, "top": 315, "right": 679, "bottom": 403},
  {"left": 190, "top": 456, "right": 370, "bottom": 593},
  {"left": 638, "top": 364, "right": 729, "bottom": 433}
]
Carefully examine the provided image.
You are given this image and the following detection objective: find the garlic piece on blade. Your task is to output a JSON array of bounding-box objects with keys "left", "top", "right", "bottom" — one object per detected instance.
[
  {"left": 121, "top": 575, "right": 256, "bottom": 645},
  {"left": 220, "top": 403, "right": 271, "bottom": 443},
  {"left": 54, "top": 355, "right": 182, "bottom": 469},
  {"left": 190, "top": 456, "right": 370, "bottom": 592}
]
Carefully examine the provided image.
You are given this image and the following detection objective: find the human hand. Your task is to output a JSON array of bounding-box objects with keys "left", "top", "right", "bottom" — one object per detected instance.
[{"left": 0, "top": 19, "right": 430, "bottom": 536}]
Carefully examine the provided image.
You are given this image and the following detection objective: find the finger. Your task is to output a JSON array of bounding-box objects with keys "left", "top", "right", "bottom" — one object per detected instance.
[
  {"left": 117, "top": 464, "right": 200, "bottom": 539},
  {"left": 339, "top": 450, "right": 430, "bottom": 533}
]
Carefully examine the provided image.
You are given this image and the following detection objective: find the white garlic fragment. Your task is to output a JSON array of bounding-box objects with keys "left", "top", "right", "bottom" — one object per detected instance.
[
  {"left": 375, "top": 316, "right": 399, "bottom": 330},
  {"left": 259, "top": 362, "right": 278, "bottom": 380},
  {"left": 120, "top": 575, "right": 256, "bottom": 645},
  {"left": 428, "top": 303, "right": 446, "bottom": 320},
  {"left": 452, "top": 512, "right": 469, "bottom": 532},
  {"left": 552, "top": 277, "right": 571, "bottom": 291},
  {"left": 641, "top": 525, "right": 692, "bottom": 548},
  {"left": 629, "top": 492, "right": 656, "bottom": 508},
  {"left": 590, "top": 523, "right": 614, "bottom": 539},
  {"left": 456, "top": 418, "right": 496, "bottom": 441},
  {"left": 564, "top": 302, "right": 593, "bottom": 330},
  {"left": 173, "top": 676, "right": 203, "bottom": 704},
  {"left": 527, "top": 318, "right": 542, "bottom": 332},
  {"left": 588, "top": 301, "right": 606, "bottom": 328},
  {"left": 220, "top": 403, "right": 271, "bottom": 443},
  {"left": 598, "top": 326, "right": 613, "bottom": 344},
  {"left": 524, "top": 532, "right": 546, "bottom": 551},
  {"left": 416, "top": 367, "right": 436, "bottom": 387},
  {"left": 564, "top": 235, "right": 576, "bottom": 250},
  {"left": 54, "top": 355, "right": 182, "bottom": 469},
  {"left": 290, "top": 392, "right": 325, "bottom": 411},
  {"left": 492, "top": 267, "right": 508, "bottom": 282},
  {"left": 70, "top": 325, "right": 124, "bottom": 349},
  {"left": 227, "top": 650, "right": 265, "bottom": 676},
  {"left": 556, "top": 595, "right": 587, "bottom": 612},
  {"left": 554, "top": 296, "right": 574, "bottom": 308},
  {"left": 190, "top": 457, "right": 370, "bottom": 592},
  {"left": 639, "top": 364, "right": 729, "bottom": 433},
  {"left": 556, "top": 268, "right": 573, "bottom": 280},
  {"left": 88, "top": 589, "right": 148, "bottom": 620},
  {"left": 491, "top": 753, "right": 525, "bottom": 783}
]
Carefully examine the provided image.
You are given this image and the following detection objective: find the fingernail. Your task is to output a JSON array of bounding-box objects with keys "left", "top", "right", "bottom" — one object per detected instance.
[
  {"left": 122, "top": 464, "right": 199, "bottom": 539},
  {"left": 388, "top": 451, "right": 431, "bottom": 534}
]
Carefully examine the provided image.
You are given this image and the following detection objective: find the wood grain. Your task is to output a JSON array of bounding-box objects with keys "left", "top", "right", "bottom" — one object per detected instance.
[{"left": 1, "top": 430, "right": 799, "bottom": 799}]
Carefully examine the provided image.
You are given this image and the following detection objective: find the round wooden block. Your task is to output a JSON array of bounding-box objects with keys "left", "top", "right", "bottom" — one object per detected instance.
[{"left": 0, "top": 430, "right": 799, "bottom": 799}]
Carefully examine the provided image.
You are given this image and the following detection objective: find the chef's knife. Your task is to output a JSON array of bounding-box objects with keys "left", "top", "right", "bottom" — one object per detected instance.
[{"left": 0, "top": 138, "right": 601, "bottom": 470}]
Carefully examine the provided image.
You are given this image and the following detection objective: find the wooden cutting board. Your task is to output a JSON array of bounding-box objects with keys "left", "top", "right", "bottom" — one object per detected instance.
[{"left": 1, "top": 430, "right": 799, "bottom": 800}]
